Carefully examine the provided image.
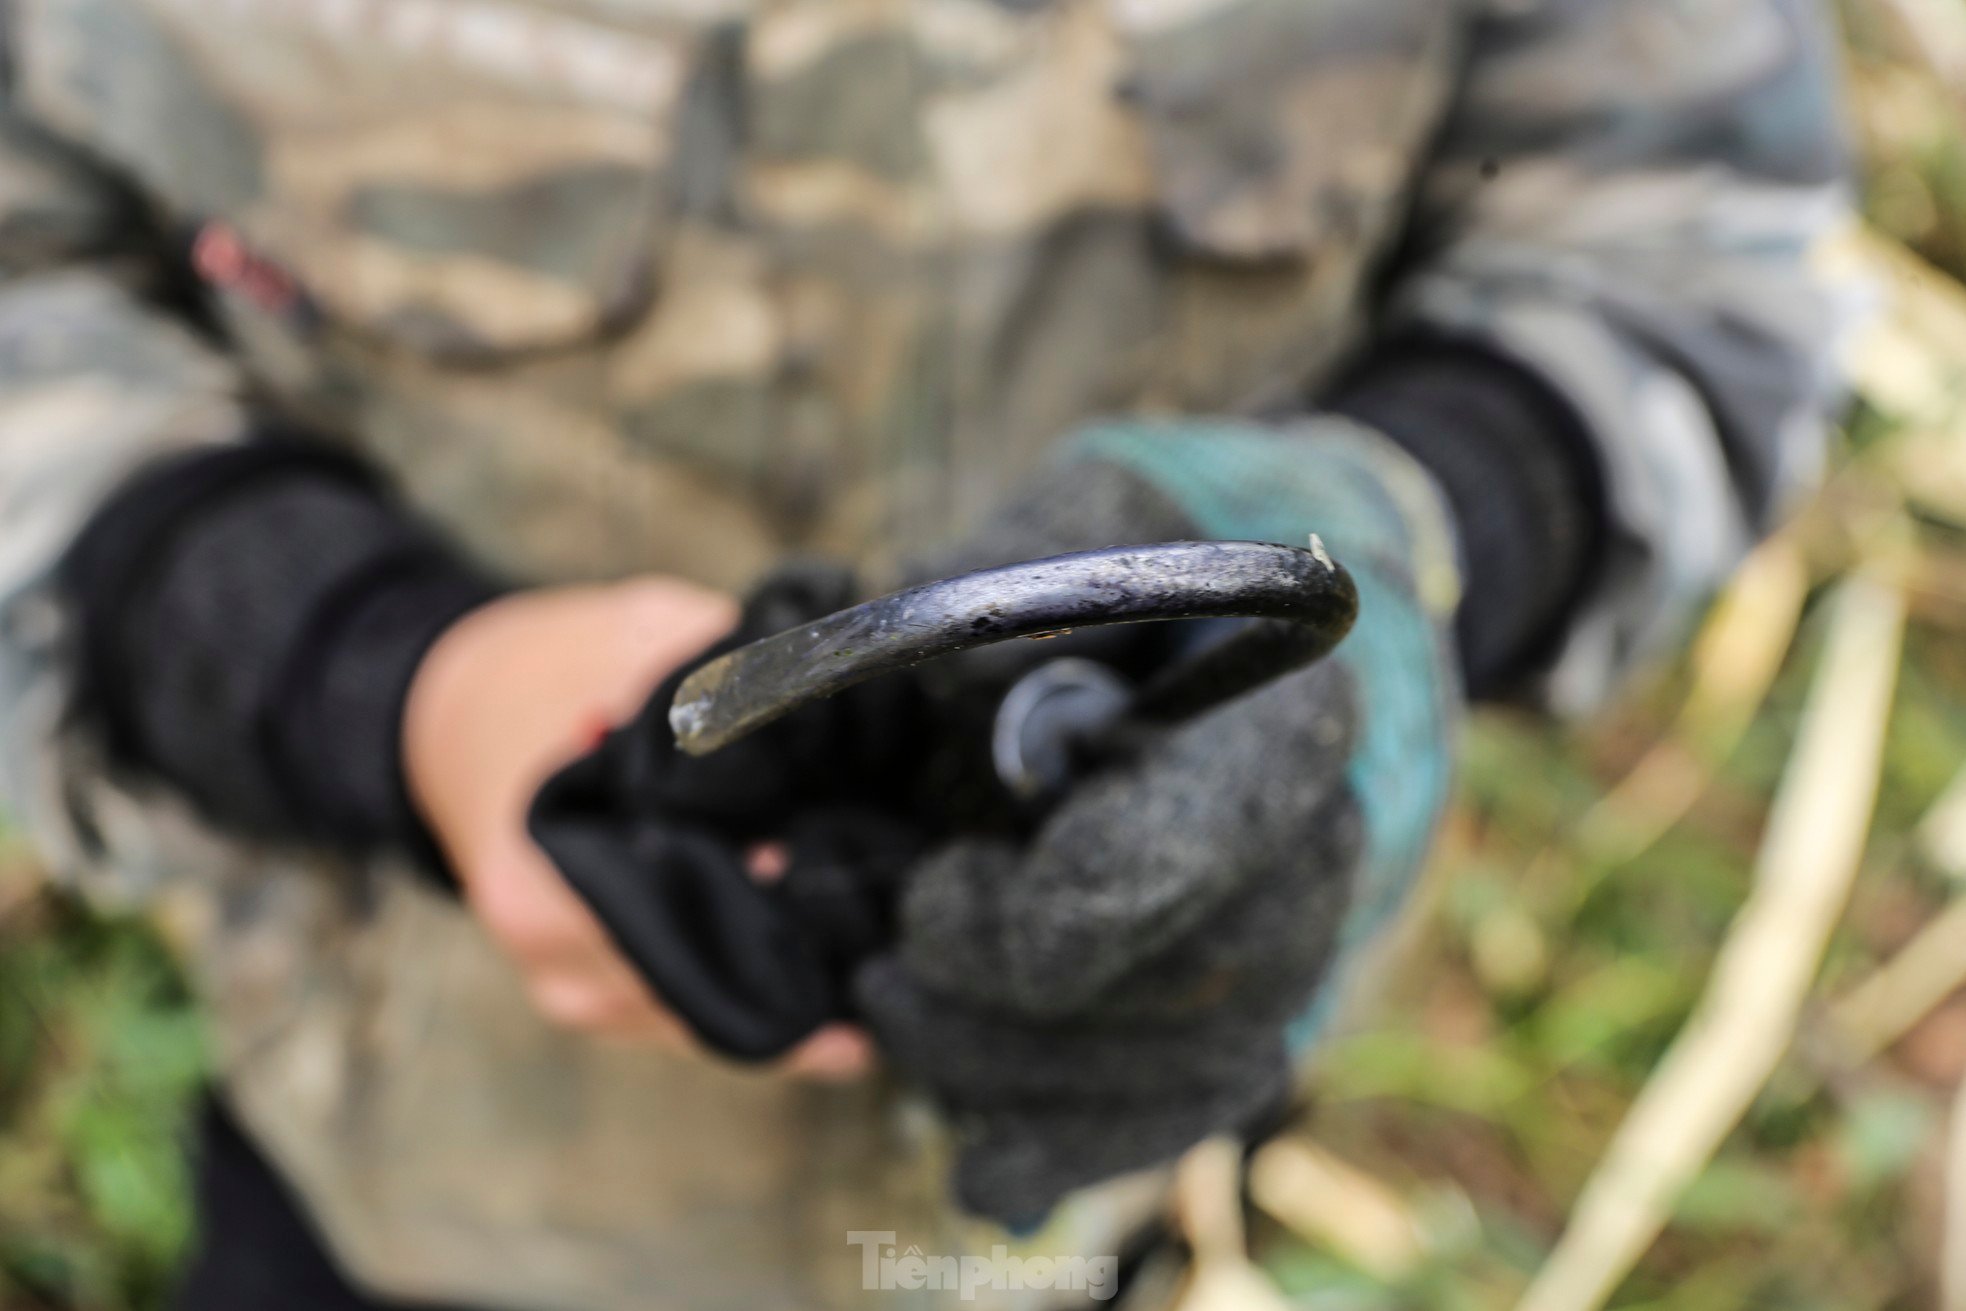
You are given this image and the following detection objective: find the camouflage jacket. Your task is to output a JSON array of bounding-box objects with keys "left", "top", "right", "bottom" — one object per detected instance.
[{"left": 0, "top": 1, "right": 1852, "bottom": 1308}]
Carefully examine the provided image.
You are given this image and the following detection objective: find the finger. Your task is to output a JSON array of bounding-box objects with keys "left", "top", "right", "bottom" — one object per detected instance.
[
  {"left": 584, "top": 993, "right": 699, "bottom": 1046},
  {"left": 542, "top": 932, "right": 705, "bottom": 1045},
  {"left": 473, "top": 844, "right": 704, "bottom": 1041},
  {"left": 464, "top": 844, "right": 638, "bottom": 972},
  {"left": 779, "top": 1024, "right": 875, "bottom": 1081},
  {"left": 527, "top": 967, "right": 683, "bottom": 1039},
  {"left": 746, "top": 841, "right": 790, "bottom": 884}
]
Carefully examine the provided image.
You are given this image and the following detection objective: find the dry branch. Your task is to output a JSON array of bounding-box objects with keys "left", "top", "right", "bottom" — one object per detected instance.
[
  {"left": 1248, "top": 1135, "right": 1427, "bottom": 1281},
  {"left": 1923, "top": 766, "right": 1966, "bottom": 882},
  {"left": 1830, "top": 894, "right": 1966, "bottom": 1063},
  {"left": 1870, "top": 0, "right": 1966, "bottom": 107},
  {"left": 1947, "top": 1067, "right": 1966, "bottom": 1308},
  {"left": 1516, "top": 561, "right": 1908, "bottom": 1311},
  {"left": 1170, "top": 1138, "right": 1291, "bottom": 1311}
]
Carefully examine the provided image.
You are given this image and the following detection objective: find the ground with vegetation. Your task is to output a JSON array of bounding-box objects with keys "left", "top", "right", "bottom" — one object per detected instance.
[{"left": 5, "top": 8, "right": 1966, "bottom": 1309}]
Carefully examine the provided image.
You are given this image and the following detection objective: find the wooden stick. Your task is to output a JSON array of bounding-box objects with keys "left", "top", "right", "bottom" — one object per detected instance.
[
  {"left": 1946, "top": 1066, "right": 1966, "bottom": 1309},
  {"left": 1248, "top": 1136, "right": 1426, "bottom": 1281},
  {"left": 1516, "top": 563, "right": 1907, "bottom": 1311},
  {"left": 1921, "top": 765, "right": 1966, "bottom": 881},
  {"left": 1171, "top": 1138, "right": 1292, "bottom": 1311},
  {"left": 1871, "top": 0, "right": 1966, "bottom": 107},
  {"left": 1829, "top": 894, "right": 1966, "bottom": 1063}
]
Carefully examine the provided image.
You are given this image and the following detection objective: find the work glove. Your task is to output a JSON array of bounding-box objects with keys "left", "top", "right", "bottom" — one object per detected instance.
[{"left": 856, "top": 417, "right": 1465, "bottom": 1225}]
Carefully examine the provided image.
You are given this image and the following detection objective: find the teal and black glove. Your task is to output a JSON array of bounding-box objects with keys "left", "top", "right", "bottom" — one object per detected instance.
[{"left": 857, "top": 417, "right": 1467, "bottom": 1224}]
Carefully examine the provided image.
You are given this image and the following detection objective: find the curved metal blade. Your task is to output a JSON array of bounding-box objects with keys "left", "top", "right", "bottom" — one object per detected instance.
[{"left": 669, "top": 539, "right": 1357, "bottom": 758}]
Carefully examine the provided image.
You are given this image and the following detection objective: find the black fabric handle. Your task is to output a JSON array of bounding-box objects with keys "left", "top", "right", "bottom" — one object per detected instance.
[
  {"left": 526, "top": 565, "right": 924, "bottom": 1062},
  {"left": 529, "top": 765, "right": 839, "bottom": 1059}
]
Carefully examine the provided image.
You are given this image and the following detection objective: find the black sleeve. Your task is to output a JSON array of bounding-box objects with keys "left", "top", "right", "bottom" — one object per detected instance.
[
  {"left": 1327, "top": 339, "right": 1608, "bottom": 697},
  {"left": 59, "top": 436, "right": 504, "bottom": 859}
]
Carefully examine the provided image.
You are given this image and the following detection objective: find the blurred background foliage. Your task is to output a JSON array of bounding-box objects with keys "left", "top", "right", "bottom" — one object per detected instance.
[
  {"left": 6, "top": 5, "right": 1966, "bottom": 1309},
  {"left": 0, "top": 853, "right": 201, "bottom": 1310}
]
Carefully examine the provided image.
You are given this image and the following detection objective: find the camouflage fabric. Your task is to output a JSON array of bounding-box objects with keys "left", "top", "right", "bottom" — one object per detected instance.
[{"left": 0, "top": 1, "right": 1853, "bottom": 1308}]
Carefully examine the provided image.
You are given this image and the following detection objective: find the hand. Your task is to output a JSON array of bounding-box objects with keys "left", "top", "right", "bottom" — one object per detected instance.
[
  {"left": 856, "top": 417, "right": 1463, "bottom": 1222},
  {"left": 859, "top": 660, "right": 1365, "bottom": 1223},
  {"left": 403, "top": 577, "right": 873, "bottom": 1076},
  {"left": 523, "top": 564, "right": 925, "bottom": 1063}
]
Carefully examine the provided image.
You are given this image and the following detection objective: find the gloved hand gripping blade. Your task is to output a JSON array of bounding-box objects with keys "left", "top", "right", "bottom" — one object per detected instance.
[{"left": 532, "top": 539, "right": 1357, "bottom": 1064}]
